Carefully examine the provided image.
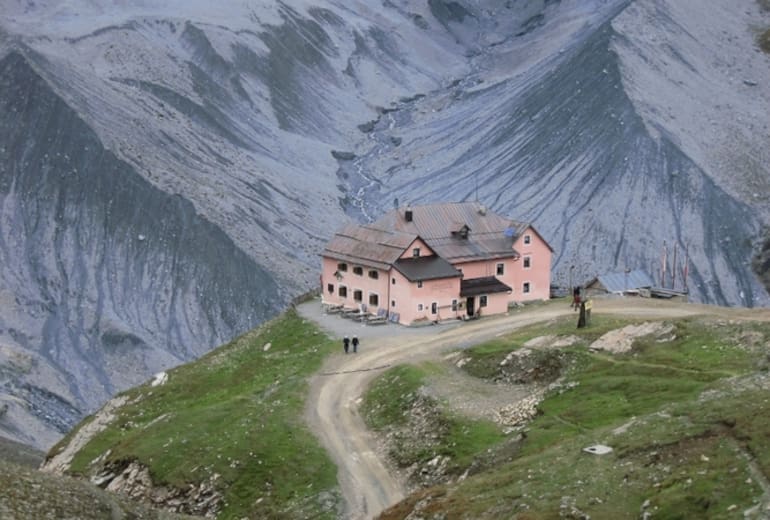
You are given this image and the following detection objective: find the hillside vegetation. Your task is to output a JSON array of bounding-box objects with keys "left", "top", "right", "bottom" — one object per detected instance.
[
  {"left": 374, "top": 314, "right": 770, "bottom": 519},
  {"left": 44, "top": 310, "right": 341, "bottom": 519},
  {"left": 35, "top": 302, "right": 770, "bottom": 519}
]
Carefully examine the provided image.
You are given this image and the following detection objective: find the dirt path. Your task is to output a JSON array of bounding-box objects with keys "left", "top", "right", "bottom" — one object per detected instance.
[{"left": 300, "top": 298, "right": 769, "bottom": 519}]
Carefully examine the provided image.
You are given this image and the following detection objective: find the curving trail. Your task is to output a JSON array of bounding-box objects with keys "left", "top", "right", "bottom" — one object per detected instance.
[{"left": 300, "top": 299, "right": 770, "bottom": 519}]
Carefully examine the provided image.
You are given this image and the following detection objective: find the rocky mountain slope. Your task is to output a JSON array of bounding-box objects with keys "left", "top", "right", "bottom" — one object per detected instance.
[
  {"left": 0, "top": 0, "right": 768, "bottom": 448},
  {"left": 1, "top": 435, "right": 190, "bottom": 519}
]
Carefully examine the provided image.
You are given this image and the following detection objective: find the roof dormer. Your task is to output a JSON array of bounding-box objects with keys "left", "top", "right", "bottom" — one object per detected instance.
[{"left": 451, "top": 223, "right": 470, "bottom": 239}]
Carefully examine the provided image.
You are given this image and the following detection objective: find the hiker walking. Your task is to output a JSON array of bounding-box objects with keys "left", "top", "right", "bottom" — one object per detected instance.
[
  {"left": 343, "top": 335, "right": 350, "bottom": 354},
  {"left": 351, "top": 335, "right": 359, "bottom": 353}
]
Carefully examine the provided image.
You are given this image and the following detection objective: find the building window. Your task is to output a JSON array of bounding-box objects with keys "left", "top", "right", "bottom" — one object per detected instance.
[
  {"left": 417, "top": 303, "right": 423, "bottom": 311},
  {"left": 353, "top": 289, "right": 363, "bottom": 302},
  {"left": 368, "top": 270, "right": 378, "bottom": 279},
  {"left": 391, "top": 300, "right": 396, "bottom": 307},
  {"left": 339, "top": 286, "right": 347, "bottom": 298},
  {"left": 451, "top": 299, "right": 458, "bottom": 311},
  {"left": 353, "top": 266, "right": 363, "bottom": 276},
  {"left": 327, "top": 283, "right": 334, "bottom": 294},
  {"left": 523, "top": 256, "right": 531, "bottom": 269},
  {"left": 412, "top": 247, "right": 420, "bottom": 257},
  {"left": 523, "top": 282, "right": 531, "bottom": 294},
  {"left": 417, "top": 280, "right": 423, "bottom": 288},
  {"left": 392, "top": 277, "right": 396, "bottom": 285},
  {"left": 431, "top": 302, "right": 438, "bottom": 314},
  {"left": 480, "top": 295, "right": 488, "bottom": 307},
  {"left": 369, "top": 293, "right": 379, "bottom": 306},
  {"left": 523, "top": 234, "right": 531, "bottom": 245},
  {"left": 338, "top": 262, "right": 347, "bottom": 272},
  {"left": 496, "top": 263, "right": 504, "bottom": 275}
]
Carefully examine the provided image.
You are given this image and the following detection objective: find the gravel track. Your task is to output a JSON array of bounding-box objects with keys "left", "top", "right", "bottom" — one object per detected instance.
[{"left": 299, "top": 298, "right": 770, "bottom": 519}]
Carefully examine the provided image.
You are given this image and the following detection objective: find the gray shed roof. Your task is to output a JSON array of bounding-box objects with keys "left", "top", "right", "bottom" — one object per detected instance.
[
  {"left": 393, "top": 256, "right": 462, "bottom": 282},
  {"left": 460, "top": 276, "right": 512, "bottom": 297},
  {"left": 590, "top": 270, "right": 654, "bottom": 293}
]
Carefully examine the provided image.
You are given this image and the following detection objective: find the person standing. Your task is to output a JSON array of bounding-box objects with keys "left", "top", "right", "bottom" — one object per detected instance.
[
  {"left": 343, "top": 335, "right": 350, "bottom": 354},
  {"left": 572, "top": 286, "right": 581, "bottom": 311},
  {"left": 352, "top": 335, "right": 359, "bottom": 353}
]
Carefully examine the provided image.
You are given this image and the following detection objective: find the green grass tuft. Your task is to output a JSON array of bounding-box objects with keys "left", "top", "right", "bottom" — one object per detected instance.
[
  {"left": 460, "top": 315, "right": 644, "bottom": 380},
  {"left": 362, "top": 364, "right": 506, "bottom": 474},
  {"left": 361, "top": 365, "right": 425, "bottom": 430}
]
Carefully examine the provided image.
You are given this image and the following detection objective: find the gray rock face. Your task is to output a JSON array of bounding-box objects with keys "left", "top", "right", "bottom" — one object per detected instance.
[
  {"left": 350, "top": 18, "right": 768, "bottom": 307},
  {"left": 0, "top": 52, "right": 280, "bottom": 447},
  {"left": 0, "top": 0, "right": 768, "bottom": 447}
]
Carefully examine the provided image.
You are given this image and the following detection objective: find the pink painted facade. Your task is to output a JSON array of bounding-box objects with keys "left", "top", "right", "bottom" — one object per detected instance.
[
  {"left": 509, "top": 229, "right": 552, "bottom": 301},
  {"left": 389, "top": 269, "right": 462, "bottom": 324},
  {"left": 321, "top": 257, "right": 390, "bottom": 313},
  {"left": 321, "top": 203, "right": 553, "bottom": 326}
]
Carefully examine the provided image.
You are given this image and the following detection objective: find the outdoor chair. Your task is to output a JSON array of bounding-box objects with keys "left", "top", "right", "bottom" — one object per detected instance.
[
  {"left": 342, "top": 304, "right": 367, "bottom": 319},
  {"left": 365, "top": 308, "right": 388, "bottom": 325}
]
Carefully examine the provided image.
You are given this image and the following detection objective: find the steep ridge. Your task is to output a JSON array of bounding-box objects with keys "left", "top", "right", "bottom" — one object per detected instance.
[
  {"left": 0, "top": 51, "right": 280, "bottom": 448},
  {"left": 346, "top": 1, "right": 770, "bottom": 307}
]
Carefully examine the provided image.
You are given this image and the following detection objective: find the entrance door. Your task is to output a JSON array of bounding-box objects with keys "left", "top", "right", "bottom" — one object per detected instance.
[{"left": 466, "top": 297, "right": 475, "bottom": 317}]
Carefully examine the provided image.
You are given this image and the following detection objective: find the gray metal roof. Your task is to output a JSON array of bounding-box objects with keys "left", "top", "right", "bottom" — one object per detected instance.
[
  {"left": 393, "top": 256, "right": 462, "bottom": 282},
  {"left": 323, "top": 224, "right": 419, "bottom": 270},
  {"left": 592, "top": 270, "right": 654, "bottom": 293},
  {"left": 323, "top": 202, "right": 551, "bottom": 269},
  {"left": 460, "top": 276, "right": 512, "bottom": 297},
  {"left": 371, "top": 202, "right": 527, "bottom": 263}
]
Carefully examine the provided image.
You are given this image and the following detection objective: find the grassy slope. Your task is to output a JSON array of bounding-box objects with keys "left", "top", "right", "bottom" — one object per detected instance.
[
  {"left": 48, "top": 310, "right": 340, "bottom": 519},
  {"left": 379, "top": 315, "right": 770, "bottom": 519}
]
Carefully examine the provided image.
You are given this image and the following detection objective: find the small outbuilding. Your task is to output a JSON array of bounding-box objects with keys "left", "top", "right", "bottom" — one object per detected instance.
[{"left": 584, "top": 270, "right": 654, "bottom": 297}]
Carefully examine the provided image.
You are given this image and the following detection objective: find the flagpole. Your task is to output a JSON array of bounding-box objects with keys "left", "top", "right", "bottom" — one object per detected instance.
[
  {"left": 682, "top": 243, "right": 689, "bottom": 293},
  {"left": 672, "top": 243, "right": 678, "bottom": 290}
]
